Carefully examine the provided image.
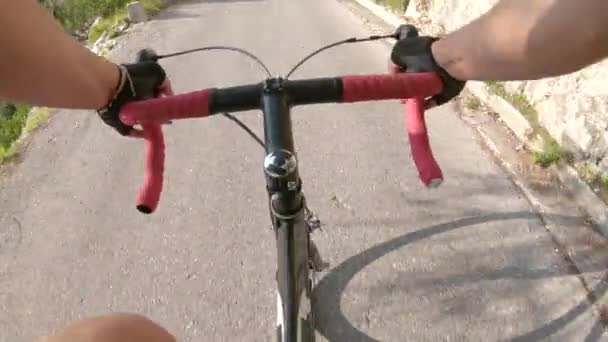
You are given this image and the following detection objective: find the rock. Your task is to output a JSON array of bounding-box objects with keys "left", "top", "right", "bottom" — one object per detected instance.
[
  {"left": 105, "top": 39, "right": 116, "bottom": 50},
  {"left": 127, "top": 1, "right": 148, "bottom": 23},
  {"left": 115, "top": 21, "right": 131, "bottom": 33},
  {"left": 91, "top": 31, "right": 109, "bottom": 54},
  {"left": 91, "top": 16, "right": 103, "bottom": 28},
  {"left": 404, "top": 0, "right": 420, "bottom": 16}
]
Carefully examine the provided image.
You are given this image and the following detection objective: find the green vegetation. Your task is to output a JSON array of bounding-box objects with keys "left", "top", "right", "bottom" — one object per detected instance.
[
  {"left": 0, "top": 106, "right": 51, "bottom": 165},
  {"left": 484, "top": 80, "right": 571, "bottom": 167},
  {"left": 375, "top": 0, "right": 409, "bottom": 11},
  {"left": 44, "top": 0, "right": 132, "bottom": 33},
  {"left": 39, "top": 0, "right": 165, "bottom": 42},
  {"left": 602, "top": 175, "right": 608, "bottom": 190},
  {"left": 24, "top": 108, "right": 50, "bottom": 135},
  {"left": 0, "top": 145, "right": 18, "bottom": 164},
  {"left": 485, "top": 81, "right": 539, "bottom": 128},
  {"left": 576, "top": 163, "right": 608, "bottom": 193},
  {"left": 532, "top": 140, "right": 562, "bottom": 167},
  {"left": 87, "top": 0, "right": 164, "bottom": 43},
  {"left": 0, "top": 103, "right": 32, "bottom": 164},
  {"left": 465, "top": 97, "right": 481, "bottom": 111},
  {"left": 88, "top": 8, "right": 128, "bottom": 43},
  {"left": 577, "top": 163, "right": 599, "bottom": 183}
]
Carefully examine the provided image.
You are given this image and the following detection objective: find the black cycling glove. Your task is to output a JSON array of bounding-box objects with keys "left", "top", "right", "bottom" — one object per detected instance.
[
  {"left": 97, "top": 60, "right": 167, "bottom": 136},
  {"left": 391, "top": 35, "right": 465, "bottom": 106}
]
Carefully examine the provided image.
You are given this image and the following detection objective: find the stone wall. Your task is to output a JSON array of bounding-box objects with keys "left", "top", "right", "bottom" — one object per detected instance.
[{"left": 411, "top": 0, "right": 608, "bottom": 168}]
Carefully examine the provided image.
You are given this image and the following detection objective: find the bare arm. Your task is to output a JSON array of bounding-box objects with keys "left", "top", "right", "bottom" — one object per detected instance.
[
  {"left": 432, "top": 0, "right": 608, "bottom": 81},
  {"left": 0, "top": 0, "right": 119, "bottom": 109}
]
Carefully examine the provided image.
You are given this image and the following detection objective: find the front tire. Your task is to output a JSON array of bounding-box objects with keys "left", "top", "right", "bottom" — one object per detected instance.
[
  {"left": 276, "top": 261, "right": 317, "bottom": 342},
  {"left": 299, "top": 276, "right": 316, "bottom": 342},
  {"left": 276, "top": 289, "right": 315, "bottom": 342}
]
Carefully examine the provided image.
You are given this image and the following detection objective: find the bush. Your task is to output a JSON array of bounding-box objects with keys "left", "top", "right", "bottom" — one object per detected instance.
[
  {"left": 41, "top": 0, "right": 131, "bottom": 32},
  {"left": 0, "top": 103, "right": 31, "bottom": 150},
  {"left": 0, "top": 103, "right": 17, "bottom": 119}
]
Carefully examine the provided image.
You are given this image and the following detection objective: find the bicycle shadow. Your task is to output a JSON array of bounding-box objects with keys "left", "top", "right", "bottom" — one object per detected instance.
[{"left": 312, "top": 211, "right": 608, "bottom": 341}]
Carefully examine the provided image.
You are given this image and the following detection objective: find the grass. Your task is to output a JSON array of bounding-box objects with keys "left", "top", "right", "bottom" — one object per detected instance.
[
  {"left": 484, "top": 80, "right": 571, "bottom": 167},
  {"left": 602, "top": 174, "right": 608, "bottom": 190},
  {"left": 0, "top": 106, "right": 50, "bottom": 165},
  {"left": 484, "top": 79, "right": 608, "bottom": 199},
  {"left": 88, "top": 19, "right": 113, "bottom": 43},
  {"left": 24, "top": 108, "right": 50, "bottom": 134},
  {"left": 465, "top": 97, "right": 481, "bottom": 111},
  {"left": 485, "top": 81, "right": 538, "bottom": 130},
  {"left": 0, "top": 145, "right": 18, "bottom": 164},
  {"left": 1, "top": 104, "right": 31, "bottom": 149},
  {"left": 375, "top": 0, "right": 408, "bottom": 11},
  {"left": 576, "top": 163, "right": 608, "bottom": 193},
  {"left": 532, "top": 140, "right": 562, "bottom": 167},
  {"left": 87, "top": 0, "right": 166, "bottom": 43},
  {"left": 577, "top": 163, "right": 600, "bottom": 183},
  {"left": 0, "top": 104, "right": 33, "bottom": 164},
  {"left": 88, "top": 8, "right": 127, "bottom": 43}
]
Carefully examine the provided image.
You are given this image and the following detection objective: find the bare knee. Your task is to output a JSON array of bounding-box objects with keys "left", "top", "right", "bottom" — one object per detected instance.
[{"left": 39, "top": 313, "right": 176, "bottom": 342}]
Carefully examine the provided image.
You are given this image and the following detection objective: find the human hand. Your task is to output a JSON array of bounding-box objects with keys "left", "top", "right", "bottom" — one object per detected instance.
[
  {"left": 97, "top": 51, "right": 173, "bottom": 136},
  {"left": 390, "top": 25, "right": 465, "bottom": 109}
]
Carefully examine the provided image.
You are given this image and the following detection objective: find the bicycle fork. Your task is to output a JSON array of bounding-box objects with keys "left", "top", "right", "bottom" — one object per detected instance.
[{"left": 271, "top": 194, "right": 328, "bottom": 342}]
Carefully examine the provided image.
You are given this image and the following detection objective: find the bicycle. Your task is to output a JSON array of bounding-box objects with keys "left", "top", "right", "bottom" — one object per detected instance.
[{"left": 118, "top": 25, "right": 444, "bottom": 342}]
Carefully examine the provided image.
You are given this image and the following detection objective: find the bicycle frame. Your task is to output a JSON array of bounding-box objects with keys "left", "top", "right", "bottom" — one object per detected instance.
[
  {"left": 262, "top": 78, "right": 314, "bottom": 342},
  {"left": 120, "top": 51, "right": 443, "bottom": 342}
]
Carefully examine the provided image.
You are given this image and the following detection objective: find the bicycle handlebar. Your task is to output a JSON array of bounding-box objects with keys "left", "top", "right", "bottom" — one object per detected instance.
[{"left": 120, "top": 72, "right": 443, "bottom": 213}]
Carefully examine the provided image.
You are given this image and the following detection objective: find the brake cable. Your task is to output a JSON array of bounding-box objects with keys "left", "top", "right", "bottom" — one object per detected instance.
[
  {"left": 153, "top": 33, "right": 398, "bottom": 149},
  {"left": 285, "top": 33, "right": 396, "bottom": 79},
  {"left": 156, "top": 46, "right": 272, "bottom": 77},
  {"left": 221, "top": 112, "right": 265, "bottom": 148}
]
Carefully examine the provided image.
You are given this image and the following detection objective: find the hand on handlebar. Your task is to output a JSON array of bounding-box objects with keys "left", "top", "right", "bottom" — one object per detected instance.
[
  {"left": 97, "top": 60, "right": 173, "bottom": 137},
  {"left": 116, "top": 39, "right": 446, "bottom": 213},
  {"left": 390, "top": 26, "right": 465, "bottom": 109}
]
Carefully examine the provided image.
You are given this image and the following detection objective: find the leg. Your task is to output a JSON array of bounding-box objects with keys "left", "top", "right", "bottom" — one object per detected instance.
[{"left": 38, "top": 313, "right": 176, "bottom": 342}]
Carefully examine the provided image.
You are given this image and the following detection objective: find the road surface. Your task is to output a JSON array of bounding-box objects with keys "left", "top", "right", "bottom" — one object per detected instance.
[{"left": 0, "top": 0, "right": 605, "bottom": 340}]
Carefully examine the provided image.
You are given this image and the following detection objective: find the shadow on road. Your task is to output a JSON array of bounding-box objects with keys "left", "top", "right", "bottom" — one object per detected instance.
[{"left": 313, "top": 211, "right": 608, "bottom": 341}]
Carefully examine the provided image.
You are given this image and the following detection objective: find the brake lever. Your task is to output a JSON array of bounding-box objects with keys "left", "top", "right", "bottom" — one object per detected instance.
[
  {"left": 390, "top": 25, "right": 444, "bottom": 188},
  {"left": 131, "top": 49, "right": 166, "bottom": 214}
]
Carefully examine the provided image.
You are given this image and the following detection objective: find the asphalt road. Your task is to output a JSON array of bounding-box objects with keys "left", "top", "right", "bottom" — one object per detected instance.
[{"left": 0, "top": 0, "right": 604, "bottom": 341}]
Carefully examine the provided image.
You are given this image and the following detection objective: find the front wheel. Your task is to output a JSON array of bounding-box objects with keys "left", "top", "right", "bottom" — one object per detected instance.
[
  {"left": 274, "top": 204, "right": 325, "bottom": 342},
  {"left": 300, "top": 276, "right": 317, "bottom": 342},
  {"left": 276, "top": 275, "right": 316, "bottom": 342},
  {"left": 275, "top": 230, "right": 320, "bottom": 342}
]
